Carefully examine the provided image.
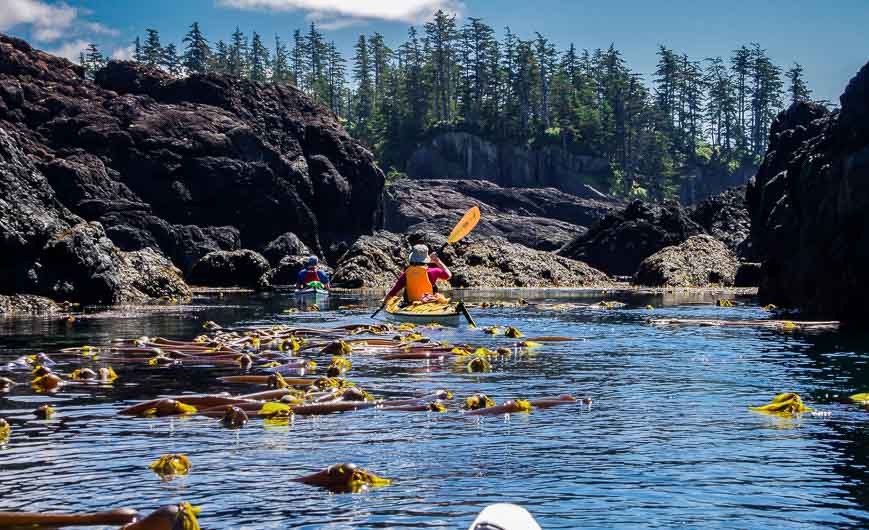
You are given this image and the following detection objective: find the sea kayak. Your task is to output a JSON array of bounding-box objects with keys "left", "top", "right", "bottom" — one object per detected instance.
[
  {"left": 295, "top": 287, "right": 329, "bottom": 299},
  {"left": 383, "top": 298, "right": 473, "bottom": 327}
]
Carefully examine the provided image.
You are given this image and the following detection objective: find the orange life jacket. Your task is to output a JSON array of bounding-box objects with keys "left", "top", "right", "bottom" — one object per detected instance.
[{"left": 405, "top": 265, "right": 433, "bottom": 302}]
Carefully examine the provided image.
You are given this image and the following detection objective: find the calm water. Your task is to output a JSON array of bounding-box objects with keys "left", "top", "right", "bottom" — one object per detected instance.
[{"left": 2, "top": 290, "right": 869, "bottom": 529}]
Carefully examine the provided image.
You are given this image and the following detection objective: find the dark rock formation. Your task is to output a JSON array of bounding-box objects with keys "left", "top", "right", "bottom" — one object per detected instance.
[
  {"left": 261, "top": 232, "right": 312, "bottom": 267},
  {"left": 383, "top": 179, "right": 619, "bottom": 251},
  {"left": 189, "top": 250, "right": 270, "bottom": 288},
  {"left": 634, "top": 235, "right": 738, "bottom": 287},
  {"left": 406, "top": 131, "right": 611, "bottom": 198},
  {"left": 734, "top": 262, "right": 762, "bottom": 288},
  {"left": 332, "top": 230, "right": 611, "bottom": 289},
  {"left": 120, "top": 247, "right": 191, "bottom": 301},
  {"left": 559, "top": 200, "right": 704, "bottom": 276},
  {"left": 747, "top": 62, "right": 869, "bottom": 321},
  {"left": 690, "top": 186, "right": 753, "bottom": 259},
  {"left": 0, "top": 295, "right": 61, "bottom": 316},
  {"left": 258, "top": 255, "right": 333, "bottom": 290},
  {"left": 0, "top": 34, "right": 384, "bottom": 289}
]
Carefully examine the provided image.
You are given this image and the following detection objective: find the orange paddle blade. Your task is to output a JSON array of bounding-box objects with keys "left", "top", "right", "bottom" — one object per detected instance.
[{"left": 447, "top": 206, "right": 481, "bottom": 244}]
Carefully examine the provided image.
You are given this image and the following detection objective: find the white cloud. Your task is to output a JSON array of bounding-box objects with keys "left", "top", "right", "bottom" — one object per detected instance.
[
  {"left": 218, "top": 0, "right": 463, "bottom": 24},
  {"left": 47, "top": 39, "right": 88, "bottom": 62},
  {"left": 111, "top": 44, "right": 134, "bottom": 60},
  {"left": 0, "top": 0, "right": 118, "bottom": 43},
  {"left": 0, "top": 0, "right": 77, "bottom": 42}
]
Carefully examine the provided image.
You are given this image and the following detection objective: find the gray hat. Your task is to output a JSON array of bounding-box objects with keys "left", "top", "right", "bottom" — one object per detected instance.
[
  {"left": 306, "top": 256, "right": 318, "bottom": 267},
  {"left": 408, "top": 244, "right": 430, "bottom": 264}
]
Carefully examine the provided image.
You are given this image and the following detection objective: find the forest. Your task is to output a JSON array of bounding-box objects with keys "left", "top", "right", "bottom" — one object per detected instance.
[{"left": 78, "top": 11, "right": 815, "bottom": 199}]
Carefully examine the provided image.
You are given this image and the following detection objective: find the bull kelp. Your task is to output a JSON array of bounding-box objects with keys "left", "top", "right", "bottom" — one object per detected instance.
[{"left": 1, "top": 290, "right": 868, "bottom": 529}]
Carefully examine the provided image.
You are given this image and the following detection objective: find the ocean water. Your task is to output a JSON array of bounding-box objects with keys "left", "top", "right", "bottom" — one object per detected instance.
[{"left": 1, "top": 289, "right": 868, "bottom": 529}]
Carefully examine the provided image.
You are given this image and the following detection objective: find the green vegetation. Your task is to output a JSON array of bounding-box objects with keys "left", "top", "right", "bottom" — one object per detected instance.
[{"left": 79, "top": 13, "right": 814, "bottom": 199}]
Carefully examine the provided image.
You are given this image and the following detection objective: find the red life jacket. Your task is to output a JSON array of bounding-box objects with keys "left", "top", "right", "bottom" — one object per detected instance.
[{"left": 303, "top": 269, "right": 320, "bottom": 283}]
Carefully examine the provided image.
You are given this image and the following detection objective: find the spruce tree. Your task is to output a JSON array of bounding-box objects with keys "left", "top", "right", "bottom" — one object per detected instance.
[
  {"left": 161, "top": 43, "right": 181, "bottom": 76},
  {"left": 786, "top": 62, "right": 811, "bottom": 104},
  {"left": 133, "top": 36, "right": 143, "bottom": 63},
  {"left": 228, "top": 26, "right": 249, "bottom": 77},
  {"left": 212, "top": 40, "right": 229, "bottom": 74},
  {"left": 291, "top": 29, "right": 306, "bottom": 88},
  {"left": 249, "top": 32, "right": 270, "bottom": 82},
  {"left": 272, "top": 35, "right": 290, "bottom": 84},
  {"left": 182, "top": 22, "right": 211, "bottom": 74},
  {"left": 142, "top": 29, "right": 162, "bottom": 67},
  {"left": 85, "top": 43, "right": 105, "bottom": 77},
  {"left": 352, "top": 35, "right": 373, "bottom": 140}
]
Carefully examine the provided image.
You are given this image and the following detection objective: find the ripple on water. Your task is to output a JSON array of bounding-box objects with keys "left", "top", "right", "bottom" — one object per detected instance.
[{"left": 1, "top": 291, "right": 869, "bottom": 529}]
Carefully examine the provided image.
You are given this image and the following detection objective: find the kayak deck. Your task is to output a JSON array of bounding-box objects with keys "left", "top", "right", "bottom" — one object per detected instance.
[{"left": 383, "top": 297, "right": 466, "bottom": 326}]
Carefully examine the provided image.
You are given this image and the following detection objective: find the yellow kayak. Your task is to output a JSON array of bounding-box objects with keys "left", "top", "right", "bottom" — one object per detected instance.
[{"left": 383, "top": 297, "right": 473, "bottom": 327}]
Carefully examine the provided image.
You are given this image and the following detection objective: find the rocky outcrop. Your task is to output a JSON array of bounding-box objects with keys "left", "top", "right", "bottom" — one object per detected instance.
[
  {"left": 634, "top": 235, "right": 738, "bottom": 287},
  {"left": 559, "top": 200, "right": 704, "bottom": 276},
  {"left": 189, "top": 250, "right": 270, "bottom": 288},
  {"left": 332, "top": 230, "right": 611, "bottom": 289},
  {"left": 0, "top": 295, "right": 61, "bottom": 316},
  {"left": 261, "top": 232, "right": 312, "bottom": 267},
  {"left": 747, "top": 62, "right": 869, "bottom": 322},
  {"left": 407, "top": 132, "right": 611, "bottom": 198},
  {"left": 383, "top": 179, "right": 619, "bottom": 251},
  {"left": 690, "top": 186, "right": 752, "bottom": 258},
  {"left": 0, "top": 34, "right": 384, "bottom": 294}
]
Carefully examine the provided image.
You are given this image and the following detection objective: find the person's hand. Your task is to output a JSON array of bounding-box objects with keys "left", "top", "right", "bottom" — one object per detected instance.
[{"left": 429, "top": 252, "right": 441, "bottom": 264}]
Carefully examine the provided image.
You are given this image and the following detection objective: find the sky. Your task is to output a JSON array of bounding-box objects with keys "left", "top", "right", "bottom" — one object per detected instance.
[{"left": 1, "top": 0, "right": 867, "bottom": 103}]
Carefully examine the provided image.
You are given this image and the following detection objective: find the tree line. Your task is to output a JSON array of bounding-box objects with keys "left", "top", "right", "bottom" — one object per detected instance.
[{"left": 79, "top": 13, "right": 814, "bottom": 199}]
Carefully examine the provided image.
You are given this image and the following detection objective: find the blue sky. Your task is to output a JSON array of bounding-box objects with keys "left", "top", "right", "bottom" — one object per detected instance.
[{"left": 2, "top": 0, "right": 866, "bottom": 102}]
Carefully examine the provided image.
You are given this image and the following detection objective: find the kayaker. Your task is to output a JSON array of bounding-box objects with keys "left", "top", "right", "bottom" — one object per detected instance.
[
  {"left": 296, "top": 256, "right": 330, "bottom": 290},
  {"left": 384, "top": 244, "right": 451, "bottom": 303}
]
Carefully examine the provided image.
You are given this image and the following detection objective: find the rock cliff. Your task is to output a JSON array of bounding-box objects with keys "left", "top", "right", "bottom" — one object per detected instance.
[{"left": 747, "top": 62, "right": 869, "bottom": 322}]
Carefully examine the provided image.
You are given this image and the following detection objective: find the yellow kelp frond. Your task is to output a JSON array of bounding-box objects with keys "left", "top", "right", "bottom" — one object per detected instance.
[
  {"left": 34, "top": 404, "right": 55, "bottom": 419},
  {"left": 268, "top": 373, "right": 289, "bottom": 389},
  {"left": 98, "top": 367, "right": 118, "bottom": 382},
  {"left": 504, "top": 327, "right": 524, "bottom": 338},
  {"left": 31, "top": 364, "right": 51, "bottom": 377},
  {"left": 329, "top": 356, "right": 352, "bottom": 373},
  {"left": 763, "top": 304, "right": 778, "bottom": 311},
  {"left": 483, "top": 326, "right": 502, "bottom": 335},
  {"left": 466, "top": 356, "right": 491, "bottom": 373},
  {"left": 750, "top": 393, "right": 812, "bottom": 415},
  {"left": 31, "top": 373, "right": 63, "bottom": 392},
  {"left": 307, "top": 304, "right": 320, "bottom": 312},
  {"left": 70, "top": 368, "right": 97, "bottom": 380},
  {"left": 512, "top": 399, "right": 533, "bottom": 413},
  {"left": 451, "top": 347, "right": 471, "bottom": 356},
  {"left": 142, "top": 400, "right": 197, "bottom": 418},
  {"left": 202, "top": 321, "right": 221, "bottom": 330},
  {"left": 518, "top": 341, "right": 543, "bottom": 349},
  {"left": 781, "top": 321, "right": 798, "bottom": 332},
  {"left": 259, "top": 402, "right": 293, "bottom": 418},
  {"left": 175, "top": 503, "right": 201, "bottom": 530},
  {"left": 716, "top": 299, "right": 734, "bottom": 307},
  {"left": 463, "top": 393, "right": 495, "bottom": 410},
  {"left": 259, "top": 361, "right": 282, "bottom": 368},
  {"left": 598, "top": 301, "right": 625, "bottom": 309},
  {"left": 149, "top": 454, "right": 192, "bottom": 477},
  {"left": 0, "top": 418, "right": 10, "bottom": 442},
  {"left": 398, "top": 323, "right": 416, "bottom": 332},
  {"left": 645, "top": 305, "right": 654, "bottom": 310},
  {"left": 319, "top": 463, "right": 392, "bottom": 493},
  {"left": 315, "top": 377, "right": 355, "bottom": 390},
  {"left": 193, "top": 335, "right": 208, "bottom": 344},
  {"left": 849, "top": 393, "right": 869, "bottom": 403},
  {"left": 428, "top": 401, "right": 447, "bottom": 412},
  {"left": 400, "top": 333, "right": 427, "bottom": 343},
  {"left": 321, "top": 340, "right": 353, "bottom": 355}
]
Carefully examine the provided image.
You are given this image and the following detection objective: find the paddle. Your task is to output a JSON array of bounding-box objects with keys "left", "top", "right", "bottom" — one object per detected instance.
[{"left": 371, "top": 205, "right": 481, "bottom": 319}]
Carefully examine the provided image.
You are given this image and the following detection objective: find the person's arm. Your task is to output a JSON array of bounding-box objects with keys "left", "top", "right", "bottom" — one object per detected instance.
[
  {"left": 296, "top": 270, "right": 306, "bottom": 288},
  {"left": 384, "top": 273, "right": 406, "bottom": 300},
  {"left": 430, "top": 254, "right": 451, "bottom": 280},
  {"left": 318, "top": 270, "right": 331, "bottom": 289}
]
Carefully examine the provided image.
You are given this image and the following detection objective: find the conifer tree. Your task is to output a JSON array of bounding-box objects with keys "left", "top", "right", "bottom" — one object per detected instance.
[
  {"left": 133, "top": 36, "right": 143, "bottom": 63},
  {"left": 249, "top": 31, "right": 270, "bottom": 81},
  {"left": 228, "top": 26, "right": 248, "bottom": 77},
  {"left": 85, "top": 43, "right": 105, "bottom": 76},
  {"left": 786, "top": 62, "right": 811, "bottom": 104},
  {"left": 212, "top": 40, "right": 229, "bottom": 74},
  {"left": 142, "top": 29, "right": 163, "bottom": 67},
  {"left": 291, "top": 29, "right": 306, "bottom": 88},
  {"left": 272, "top": 35, "right": 290, "bottom": 84},
  {"left": 161, "top": 43, "right": 181, "bottom": 76},
  {"left": 182, "top": 22, "right": 211, "bottom": 74},
  {"left": 352, "top": 35, "right": 373, "bottom": 140}
]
